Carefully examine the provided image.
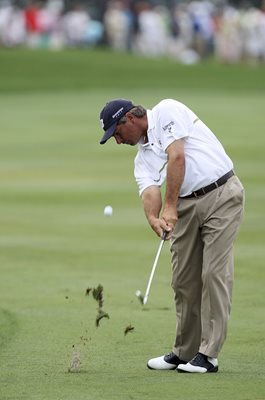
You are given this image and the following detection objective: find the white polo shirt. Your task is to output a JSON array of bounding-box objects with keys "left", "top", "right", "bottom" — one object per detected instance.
[{"left": 134, "top": 99, "right": 233, "bottom": 197}]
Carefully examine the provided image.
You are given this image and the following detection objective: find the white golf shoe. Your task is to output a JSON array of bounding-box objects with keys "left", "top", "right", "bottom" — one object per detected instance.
[
  {"left": 177, "top": 352, "right": 218, "bottom": 373},
  {"left": 147, "top": 352, "right": 186, "bottom": 370}
]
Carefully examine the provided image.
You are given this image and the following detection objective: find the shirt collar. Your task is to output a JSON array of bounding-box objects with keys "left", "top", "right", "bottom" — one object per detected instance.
[
  {"left": 138, "top": 109, "right": 153, "bottom": 148},
  {"left": 147, "top": 109, "right": 154, "bottom": 131}
]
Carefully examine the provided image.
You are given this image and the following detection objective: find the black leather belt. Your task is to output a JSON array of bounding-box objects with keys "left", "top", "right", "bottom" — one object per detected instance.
[{"left": 181, "top": 170, "right": 234, "bottom": 199}]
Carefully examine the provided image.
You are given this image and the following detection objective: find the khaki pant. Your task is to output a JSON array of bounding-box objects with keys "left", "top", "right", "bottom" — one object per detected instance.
[{"left": 171, "top": 175, "right": 245, "bottom": 360}]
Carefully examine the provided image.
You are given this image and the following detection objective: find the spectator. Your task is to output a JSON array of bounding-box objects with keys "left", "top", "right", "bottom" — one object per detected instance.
[
  {"left": 240, "top": 7, "right": 264, "bottom": 63},
  {"left": 0, "top": 1, "right": 26, "bottom": 47},
  {"left": 188, "top": 0, "right": 215, "bottom": 58},
  {"left": 103, "top": 0, "right": 132, "bottom": 51},
  {"left": 170, "top": 2, "right": 200, "bottom": 64},
  {"left": 61, "top": 2, "right": 91, "bottom": 47},
  {"left": 133, "top": 1, "right": 169, "bottom": 57},
  {"left": 214, "top": 5, "right": 242, "bottom": 63}
]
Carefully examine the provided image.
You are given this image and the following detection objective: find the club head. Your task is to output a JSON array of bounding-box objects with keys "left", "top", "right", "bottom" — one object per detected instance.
[{"left": 135, "top": 290, "right": 144, "bottom": 305}]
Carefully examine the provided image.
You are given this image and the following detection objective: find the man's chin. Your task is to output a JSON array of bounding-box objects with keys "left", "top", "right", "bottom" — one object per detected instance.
[{"left": 125, "top": 142, "right": 136, "bottom": 146}]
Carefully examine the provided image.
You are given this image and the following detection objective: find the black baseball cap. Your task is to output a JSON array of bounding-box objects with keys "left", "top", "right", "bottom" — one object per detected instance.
[{"left": 99, "top": 99, "right": 134, "bottom": 144}]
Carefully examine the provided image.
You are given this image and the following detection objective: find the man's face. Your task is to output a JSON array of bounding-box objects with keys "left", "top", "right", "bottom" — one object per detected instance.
[{"left": 113, "top": 113, "right": 145, "bottom": 146}]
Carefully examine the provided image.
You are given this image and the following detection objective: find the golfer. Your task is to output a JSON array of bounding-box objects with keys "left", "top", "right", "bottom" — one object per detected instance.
[{"left": 99, "top": 98, "right": 245, "bottom": 373}]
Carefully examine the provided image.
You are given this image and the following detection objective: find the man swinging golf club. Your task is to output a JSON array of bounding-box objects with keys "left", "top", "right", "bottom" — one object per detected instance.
[{"left": 99, "top": 98, "right": 245, "bottom": 373}]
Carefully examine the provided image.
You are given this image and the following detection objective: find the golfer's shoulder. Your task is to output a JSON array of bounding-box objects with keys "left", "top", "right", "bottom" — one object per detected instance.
[{"left": 153, "top": 99, "right": 187, "bottom": 114}]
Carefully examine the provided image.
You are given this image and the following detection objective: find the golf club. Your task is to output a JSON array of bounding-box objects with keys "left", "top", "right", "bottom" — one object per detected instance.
[{"left": 136, "top": 230, "right": 167, "bottom": 305}]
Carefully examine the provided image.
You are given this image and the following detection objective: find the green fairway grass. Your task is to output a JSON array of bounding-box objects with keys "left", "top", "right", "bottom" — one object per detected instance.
[{"left": 0, "top": 49, "right": 264, "bottom": 400}]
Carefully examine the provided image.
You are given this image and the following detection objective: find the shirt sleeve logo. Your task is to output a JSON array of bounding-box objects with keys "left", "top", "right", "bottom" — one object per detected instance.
[{"left": 162, "top": 121, "right": 175, "bottom": 134}]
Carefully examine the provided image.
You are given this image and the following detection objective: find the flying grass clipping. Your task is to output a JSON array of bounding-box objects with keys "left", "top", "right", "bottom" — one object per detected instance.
[
  {"left": 68, "top": 284, "right": 135, "bottom": 373},
  {"left": 86, "top": 284, "right": 110, "bottom": 327}
]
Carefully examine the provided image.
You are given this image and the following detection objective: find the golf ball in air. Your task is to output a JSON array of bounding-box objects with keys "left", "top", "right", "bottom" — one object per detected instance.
[{"left": 104, "top": 205, "right": 113, "bottom": 217}]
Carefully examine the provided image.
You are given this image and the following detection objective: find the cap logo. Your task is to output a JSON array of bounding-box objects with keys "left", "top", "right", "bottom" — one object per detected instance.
[
  {"left": 112, "top": 107, "right": 124, "bottom": 119},
  {"left": 100, "top": 118, "right": 104, "bottom": 129}
]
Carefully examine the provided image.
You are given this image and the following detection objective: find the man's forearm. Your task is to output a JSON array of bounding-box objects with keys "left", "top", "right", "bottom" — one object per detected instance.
[
  {"left": 141, "top": 186, "right": 162, "bottom": 227},
  {"left": 162, "top": 139, "right": 185, "bottom": 230},
  {"left": 140, "top": 140, "right": 185, "bottom": 238},
  {"left": 164, "top": 155, "right": 185, "bottom": 209}
]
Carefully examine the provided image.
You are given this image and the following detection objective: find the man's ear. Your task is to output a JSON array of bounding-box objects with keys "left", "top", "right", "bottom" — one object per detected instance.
[{"left": 126, "top": 112, "right": 134, "bottom": 122}]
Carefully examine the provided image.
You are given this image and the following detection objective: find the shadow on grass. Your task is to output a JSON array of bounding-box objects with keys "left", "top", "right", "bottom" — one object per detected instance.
[
  {"left": 142, "top": 307, "right": 171, "bottom": 312},
  {"left": 0, "top": 308, "right": 18, "bottom": 350}
]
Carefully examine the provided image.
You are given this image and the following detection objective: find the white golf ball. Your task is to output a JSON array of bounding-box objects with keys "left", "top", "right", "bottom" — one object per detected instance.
[{"left": 104, "top": 205, "right": 113, "bottom": 217}]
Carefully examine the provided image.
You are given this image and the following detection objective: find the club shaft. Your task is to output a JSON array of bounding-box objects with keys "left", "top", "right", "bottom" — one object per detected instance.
[{"left": 143, "top": 232, "right": 167, "bottom": 305}]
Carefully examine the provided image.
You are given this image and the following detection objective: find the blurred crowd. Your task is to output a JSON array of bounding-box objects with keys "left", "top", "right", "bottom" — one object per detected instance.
[{"left": 1, "top": 0, "right": 265, "bottom": 63}]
